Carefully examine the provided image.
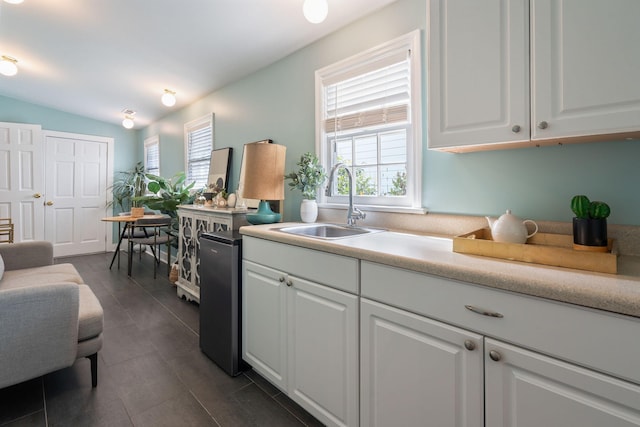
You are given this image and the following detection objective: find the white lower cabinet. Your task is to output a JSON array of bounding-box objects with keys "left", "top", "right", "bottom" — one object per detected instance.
[
  {"left": 361, "top": 261, "right": 640, "bottom": 427},
  {"left": 485, "top": 338, "right": 640, "bottom": 427},
  {"left": 242, "top": 237, "right": 359, "bottom": 427},
  {"left": 361, "top": 298, "right": 484, "bottom": 427}
]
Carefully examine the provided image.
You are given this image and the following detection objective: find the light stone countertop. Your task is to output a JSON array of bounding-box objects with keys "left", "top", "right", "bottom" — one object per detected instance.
[{"left": 240, "top": 222, "right": 640, "bottom": 319}]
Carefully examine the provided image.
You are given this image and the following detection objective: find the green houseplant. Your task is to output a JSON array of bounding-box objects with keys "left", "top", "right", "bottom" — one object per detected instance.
[
  {"left": 285, "top": 153, "right": 327, "bottom": 223},
  {"left": 571, "top": 195, "right": 611, "bottom": 251},
  {"left": 108, "top": 162, "right": 147, "bottom": 215},
  {"left": 134, "top": 171, "right": 195, "bottom": 232}
]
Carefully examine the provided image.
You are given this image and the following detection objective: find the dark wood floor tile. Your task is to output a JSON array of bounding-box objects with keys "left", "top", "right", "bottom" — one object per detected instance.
[
  {"left": 108, "top": 353, "right": 176, "bottom": 391},
  {"left": 118, "top": 373, "right": 188, "bottom": 418},
  {"left": 272, "top": 393, "right": 326, "bottom": 427},
  {"left": 147, "top": 320, "right": 200, "bottom": 362},
  {"left": 0, "top": 378, "right": 44, "bottom": 426},
  {"left": 1, "top": 410, "right": 46, "bottom": 427},
  {"left": 243, "top": 369, "right": 282, "bottom": 398},
  {"left": 131, "top": 393, "right": 218, "bottom": 427},
  {"left": 230, "top": 383, "right": 306, "bottom": 427},
  {"left": 99, "top": 324, "right": 157, "bottom": 366}
]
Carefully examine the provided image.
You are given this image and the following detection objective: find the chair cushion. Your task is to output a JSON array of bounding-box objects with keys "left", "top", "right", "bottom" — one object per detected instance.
[
  {"left": 0, "top": 254, "right": 4, "bottom": 281},
  {"left": 77, "top": 285, "right": 103, "bottom": 341},
  {"left": 0, "top": 263, "right": 84, "bottom": 290}
]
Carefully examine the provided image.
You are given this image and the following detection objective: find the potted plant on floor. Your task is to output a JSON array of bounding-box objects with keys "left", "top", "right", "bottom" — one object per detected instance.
[
  {"left": 285, "top": 152, "right": 327, "bottom": 223},
  {"left": 108, "top": 161, "right": 147, "bottom": 217},
  {"left": 571, "top": 194, "right": 611, "bottom": 252}
]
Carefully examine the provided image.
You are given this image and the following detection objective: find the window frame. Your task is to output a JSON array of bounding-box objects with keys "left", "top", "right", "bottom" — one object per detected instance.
[
  {"left": 184, "top": 113, "right": 215, "bottom": 190},
  {"left": 315, "top": 30, "right": 423, "bottom": 211}
]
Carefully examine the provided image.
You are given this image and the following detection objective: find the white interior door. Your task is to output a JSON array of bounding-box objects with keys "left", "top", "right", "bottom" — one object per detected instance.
[
  {"left": 44, "top": 131, "right": 113, "bottom": 257},
  {"left": 0, "top": 122, "right": 45, "bottom": 242}
]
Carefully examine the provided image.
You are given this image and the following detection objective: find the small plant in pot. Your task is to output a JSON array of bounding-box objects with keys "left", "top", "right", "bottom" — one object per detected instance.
[
  {"left": 285, "top": 153, "right": 327, "bottom": 223},
  {"left": 571, "top": 195, "right": 611, "bottom": 252}
]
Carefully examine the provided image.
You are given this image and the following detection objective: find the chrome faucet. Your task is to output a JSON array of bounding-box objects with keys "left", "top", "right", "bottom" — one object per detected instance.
[{"left": 325, "top": 162, "right": 366, "bottom": 226}]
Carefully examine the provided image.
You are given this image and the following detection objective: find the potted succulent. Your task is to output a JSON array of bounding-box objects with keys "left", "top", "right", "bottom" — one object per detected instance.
[
  {"left": 571, "top": 195, "right": 611, "bottom": 251},
  {"left": 285, "top": 152, "right": 327, "bottom": 223}
]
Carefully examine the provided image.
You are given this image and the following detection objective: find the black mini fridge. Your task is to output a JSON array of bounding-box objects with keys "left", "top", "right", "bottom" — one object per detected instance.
[{"left": 199, "top": 230, "right": 243, "bottom": 376}]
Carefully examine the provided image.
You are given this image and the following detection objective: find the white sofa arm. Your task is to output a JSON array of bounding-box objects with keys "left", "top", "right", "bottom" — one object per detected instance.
[
  {"left": 0, "top": 241, "right": 54, "bottom": 271},
  {"left": 0, "top": 283, "right": 79, "bottom": 389}
]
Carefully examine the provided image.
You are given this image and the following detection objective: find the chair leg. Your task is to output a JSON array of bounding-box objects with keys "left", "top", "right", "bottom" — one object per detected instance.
[
  {"left": 167, "top": 242, "right": 171, "bottom": 277},
  {"left": 87, "top": 353, "right": 98, "bottom": 387},
  {"left": 128, "top": 239, "right": 133, "bottom": 276}
]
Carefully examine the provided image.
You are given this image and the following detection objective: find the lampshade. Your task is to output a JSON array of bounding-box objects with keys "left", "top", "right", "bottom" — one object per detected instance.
[{"left": 242, "top": 142, "right": 286, "bottom": 200}]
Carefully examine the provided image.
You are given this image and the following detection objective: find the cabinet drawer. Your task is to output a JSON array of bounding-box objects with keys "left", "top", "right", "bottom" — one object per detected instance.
[
  {"left": 361, "top": 261, "right": 640, "bottom": 385},
  {"left": 243, "top": 236, "right": 359, "bottom": 294}
]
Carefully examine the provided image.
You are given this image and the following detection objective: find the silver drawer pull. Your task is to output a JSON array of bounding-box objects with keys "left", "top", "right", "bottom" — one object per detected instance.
[{"left": 465, "top": 304, "right": 504, "bottom": 318}]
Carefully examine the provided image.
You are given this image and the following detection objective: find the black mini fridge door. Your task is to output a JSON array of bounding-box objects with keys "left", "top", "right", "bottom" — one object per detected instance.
[{"left": 199, "top": 231, "right": 243, "bottom": 376}]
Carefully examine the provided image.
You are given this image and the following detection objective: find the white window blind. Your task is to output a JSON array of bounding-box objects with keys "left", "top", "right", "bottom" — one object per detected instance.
[
  {"left": 316, "top": 30, "right": 422, "bottom": 209},
  {"left": 184, "top": 114, "right": 214, "bottom": 189},
  {"left": 144, "top": 136, "right": 160, "bottom": 177}
]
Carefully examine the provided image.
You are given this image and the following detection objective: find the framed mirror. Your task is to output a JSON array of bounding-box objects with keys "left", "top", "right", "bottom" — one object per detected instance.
[{"left": 207, "top": 147, "right": 232, "bottom": 192}]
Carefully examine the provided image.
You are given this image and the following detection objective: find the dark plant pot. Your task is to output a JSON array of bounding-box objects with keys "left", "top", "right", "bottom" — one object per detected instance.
[{"left": 573, "top": 217, "right": 607, "bottom": 247}]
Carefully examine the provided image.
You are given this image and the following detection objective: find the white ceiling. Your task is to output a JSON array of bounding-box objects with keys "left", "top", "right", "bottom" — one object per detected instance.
[{"left": 0, "top": 0, "right": 397, "bottom": 128}]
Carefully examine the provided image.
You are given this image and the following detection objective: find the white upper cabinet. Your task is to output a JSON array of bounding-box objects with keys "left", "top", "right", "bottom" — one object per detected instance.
[
  {"left": 531, "top": 0, "right": 640, "bottom": 141},
  {"left": 428, "top": 0, "right": 530, "bottom": 151},
  {"left": 428, "top": 0, "right": 640, "bottom": 152}
]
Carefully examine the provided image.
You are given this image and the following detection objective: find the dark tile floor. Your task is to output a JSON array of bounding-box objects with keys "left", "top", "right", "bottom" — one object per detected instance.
[{"left": 0, "top": 251, "right": 324, "bottom": 427}]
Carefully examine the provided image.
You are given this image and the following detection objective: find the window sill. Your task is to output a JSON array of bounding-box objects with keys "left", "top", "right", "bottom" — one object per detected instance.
[{"left": 318, "top": 203, "right": 427, "bottom": 215}]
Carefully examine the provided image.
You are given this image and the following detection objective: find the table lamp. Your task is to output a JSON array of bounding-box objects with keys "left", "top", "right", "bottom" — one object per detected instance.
[{"left": 242, "top": 142, "right": 287, "bottom": 224}]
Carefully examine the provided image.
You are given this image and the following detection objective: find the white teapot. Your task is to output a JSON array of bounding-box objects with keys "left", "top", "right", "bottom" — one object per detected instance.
[{"left": 486, "top": 209, "right": 538, "bottom": 244}]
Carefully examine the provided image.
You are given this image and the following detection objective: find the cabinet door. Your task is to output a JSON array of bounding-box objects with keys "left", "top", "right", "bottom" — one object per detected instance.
[
  {"left": 361, "top": 298, "right": 484, "bottom": 427},
  {"left": 192, "top": 214, "right": 210, "bottom": 288},
  {"left": 428, "top": 0, "right": 530, "bottom": 151},
  {"left": 287, "top": 276, "right": 358, "bottom": 427},
  {"left": 242, "top": 260, "right": 288, "bottom": 391},
  {"left": 531, "top": 0, "right": 640, "bottom": 140},
  {"left": 485, "top": 338, "right": 640, "bottom": 427}
]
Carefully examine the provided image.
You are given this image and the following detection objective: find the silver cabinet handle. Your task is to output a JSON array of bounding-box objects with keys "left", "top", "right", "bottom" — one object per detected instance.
[
  {"left": 464, "top": 340, "right": 476, "bottom": 351},
  {"left": 279, "top": 277, "right": 285, "bottom": 282},
  {"left": 511, "top": 125, "right": 521, "bottom": 133},
  {"left": 465, "top": 305, "right": 503, "bottom": 318},
  {"left": 537, "top": 120, "right": 548, "bottom": 130},
  {"left": 286, "top": 280, "right": 293, "bottom": 287},
  {"left": 489, "top": 350, "right": 502, "bottom": 362}
]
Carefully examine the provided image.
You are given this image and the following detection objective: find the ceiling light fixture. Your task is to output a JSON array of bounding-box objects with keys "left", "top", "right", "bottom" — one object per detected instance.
[
  {"left": 0, "top": 56, "right": 18, "bottom": 77},
  {"left": 121, "top": 109, "right": 136, "bottom": 129},
  {"left": 303, "top": 0, "right": 328, "bottom": 24},
  {"left": 161, "top": 89, "right": 176, "bottom": 107}
]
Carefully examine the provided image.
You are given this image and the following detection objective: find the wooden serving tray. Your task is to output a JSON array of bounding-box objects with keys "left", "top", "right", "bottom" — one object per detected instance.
[{"left": 453, "top": 228, "right": 617, "bottom": 274}]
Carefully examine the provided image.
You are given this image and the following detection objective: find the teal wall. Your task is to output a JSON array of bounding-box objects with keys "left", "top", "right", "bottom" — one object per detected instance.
[
  {"left": 3, "top": 0, "right": 638, "bottom": 226},
  {"left": 0, "top": 94, "right": 139, "bottom": 173}
]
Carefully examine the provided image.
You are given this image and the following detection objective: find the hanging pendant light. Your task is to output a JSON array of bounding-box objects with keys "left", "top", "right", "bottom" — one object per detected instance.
[
  {"left": 161, "top": 89, "right": 176, "bottom": 107},
  {"left": 0, "top": 56, "right": 18, "bottom": 77},
  {"left": 303, "top": 0, "right": 328, "bottom": 24}
]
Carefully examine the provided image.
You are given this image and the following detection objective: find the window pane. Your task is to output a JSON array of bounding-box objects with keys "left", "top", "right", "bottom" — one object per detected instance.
[
  {"left": 355, "top": 166, "right": 377, "bottom": 196},
  {"left": 186, "top": 121, "right": 213, "bottom": 188},
  {"left": 334, "top": 137, "right": 353, "bottom": 165},
  {"left": 381, "top": 165, "right": 407, "bottom": 196},
  {"left": 380, "top": 130, "right": 407, "bottom": 164},
  {"left": 354, "top": 135, "right": 377, "bottom": 166}
]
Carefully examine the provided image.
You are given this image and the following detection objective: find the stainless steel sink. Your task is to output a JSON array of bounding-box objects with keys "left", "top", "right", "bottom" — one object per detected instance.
[{"left": 276, "top": 223, "right": 385, "bottom": 240}]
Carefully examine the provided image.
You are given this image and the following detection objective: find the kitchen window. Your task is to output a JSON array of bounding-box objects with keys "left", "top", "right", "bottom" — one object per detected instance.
[
  {"left": 184, "top": 114, "right": 214, "bottom": 189},
  {"left": 316, "top": 30, "right": 422, "bottom": 210}
]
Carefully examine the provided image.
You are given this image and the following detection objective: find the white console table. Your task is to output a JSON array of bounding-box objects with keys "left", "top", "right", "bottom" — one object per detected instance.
[{"left": 176, "top": 205, "right": 248, "bottom": 303}]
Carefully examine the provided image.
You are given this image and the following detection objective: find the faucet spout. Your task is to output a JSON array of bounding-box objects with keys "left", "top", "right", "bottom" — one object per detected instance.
[{"left": 325, "top": 162, "right": 366, "bottom": 226}]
